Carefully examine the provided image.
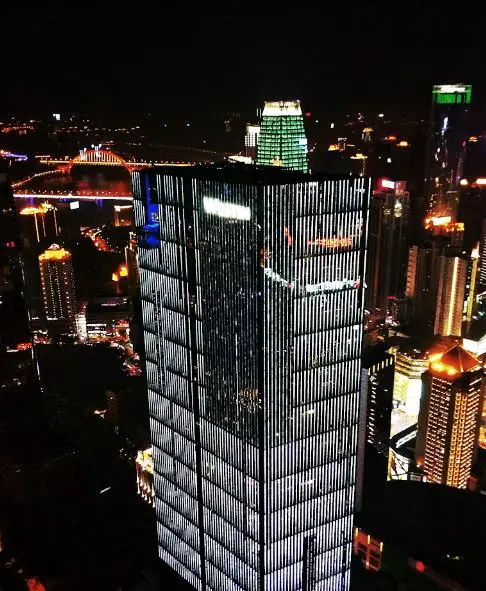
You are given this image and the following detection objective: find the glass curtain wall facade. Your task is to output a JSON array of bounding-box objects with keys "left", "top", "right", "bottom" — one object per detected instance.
[
  {"left": 256, "top": 101, "right": 309, "bottom": 172},
  {"left": 134, "top": 165, "right": 370, "bottom": 591}
]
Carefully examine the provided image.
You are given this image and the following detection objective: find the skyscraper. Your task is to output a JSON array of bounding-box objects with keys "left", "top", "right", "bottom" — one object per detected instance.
[
  {"left": 134, "top": 164, "right": 370, "bottom": 590},
  {"left": 256, "top": 101, "right": 308, "bottom": 172},
  {"left": 433, "top": 253, "right": 467, "bottom": 337},
  {"left": 420, "top": 345, "right": 482, "bottom": 489},
  {"left": 39, "top": 244, "right": 77, "bottom": 334},
  {"left": 425, "top": 84, "right": 472, "bottom": 219},
  {"left": 365, "top": 180, "right": 409, "bottom": 323}
]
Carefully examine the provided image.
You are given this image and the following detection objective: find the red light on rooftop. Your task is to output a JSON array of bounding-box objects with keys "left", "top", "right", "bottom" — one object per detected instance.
[{"left": 415, "top": 561, "right": 426, "bottom": 573}]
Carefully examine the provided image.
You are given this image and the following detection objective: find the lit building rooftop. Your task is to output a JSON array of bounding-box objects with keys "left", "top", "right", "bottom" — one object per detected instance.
[
  {"left": 39, "top": 244, "right": 71, "bottom": 262},
  {"left": 429, "top": 344, "right": 480, "bottom": 376}
]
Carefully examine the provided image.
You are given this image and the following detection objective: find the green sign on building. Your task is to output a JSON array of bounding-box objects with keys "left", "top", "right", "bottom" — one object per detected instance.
[{"left": 432, "top": 84, "right": 472, "bottom": 105}]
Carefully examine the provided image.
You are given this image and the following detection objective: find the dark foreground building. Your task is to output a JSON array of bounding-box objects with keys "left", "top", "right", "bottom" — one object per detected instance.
[{"left": 134, "top": 164, "right": 370, "bottom": 590}]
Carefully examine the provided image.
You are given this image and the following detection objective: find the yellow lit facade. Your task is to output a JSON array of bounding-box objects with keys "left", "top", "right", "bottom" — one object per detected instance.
[
  {"left": 423, "top": 346, "right": 482, "bottom": 489},
  {"left": 39, "top": 244, "right": 77, "bottom": 332},
  {"left": 434, "top": 255, "right": 467, "bottom": 337}
]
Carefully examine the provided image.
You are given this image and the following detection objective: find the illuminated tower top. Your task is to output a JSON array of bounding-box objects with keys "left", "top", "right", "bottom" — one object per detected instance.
[{"left": 256, "top": 100, "right": 308, "bottom": 172}]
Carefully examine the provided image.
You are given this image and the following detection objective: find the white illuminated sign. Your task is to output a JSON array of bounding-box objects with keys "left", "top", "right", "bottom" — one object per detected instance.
[
  {"left": 436, "top": 84, "right": 467, "bottom": 93},
  {"left": 395, "top": 429, "right": 417, "bottom": 449},
  {"left": 203, "top": 197, "right": 251, "bottom": 221},
  {"left": 381, "top": 179, "right": 396, "bottom": 189},
  {"left": 70, "top": 201, "right": 80, "bottom": 210},
  {"left": 305, "top": 278, "right": 358, "bottom": 294}
]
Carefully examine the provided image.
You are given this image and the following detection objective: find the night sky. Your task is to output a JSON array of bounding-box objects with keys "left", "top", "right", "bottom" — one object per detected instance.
[{"left": 3, "top": 2, "right": 485, "bottom": 118}]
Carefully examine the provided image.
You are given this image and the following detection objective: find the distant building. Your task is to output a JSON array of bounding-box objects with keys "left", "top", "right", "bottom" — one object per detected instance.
[
  {"left": 114, "top": 204, "right": 133, "bottom": 227},
  {"left": 39, "top": 244, "right": 77, "bottom": 334},
  {"left": 425, "top": 84, "right": 472, "bottom": 219},
  {"left": 135, "top": 447, "right": 155, "bottom": 507},
  {"left": 393, "top": 350, "right": 428, "bottom": 424},
  {"left": 421, "top": 345, "right": 482, "bottom": 489},
  {"left": 479, "top": 218, "right": 486, "bottom": 288},
  {"left": 356, "top": 344, "right": 395, "bottom": 511},
  {"left": 365, "top": 180, "right": 409, "bottom": 323},
  {"left": 256, "top": 100, "right": 308, "bottom": 171},
  {"left": 85, "top": 296, "right": 129, "bottom": 340},
  {"left": 244, "top": 123, "right": 260, "bottom": 159},
  {"left": 463, "top": 242, "right": 480, "bottom": 325},
  {"left": 433, "top": 253, "right": 467, "bottom": 337}
]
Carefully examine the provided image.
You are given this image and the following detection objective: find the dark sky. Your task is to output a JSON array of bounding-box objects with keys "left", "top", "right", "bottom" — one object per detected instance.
[{"left": 2, "top": 2, "right": 485, "bottom": 118}]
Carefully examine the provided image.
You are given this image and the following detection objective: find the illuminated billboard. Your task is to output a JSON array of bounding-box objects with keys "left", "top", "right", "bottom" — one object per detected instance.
[{"left": 432, "top": 84, "right": 472, "bottom": 105}]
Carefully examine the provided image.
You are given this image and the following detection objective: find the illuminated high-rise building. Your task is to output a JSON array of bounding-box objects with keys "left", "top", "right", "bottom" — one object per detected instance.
[
  {"left": 434, "top": 253, "right": 467, "bottom": 337},
  {"left": 365, "top": 180, "right": 409, "bottom": 322},
  {"left": 421, "top": 345, "right": 482, "bottom": 489},
  {"left": 39, "top": 244, "right": 77, "bottom": 333},
  {"left": 463, "top": 242, "right": 480, "bottom": 325},
  {"left": 425, "top": 84, "right": 472, "bottom": 218},
  {"left": 256, "top": 100, "right": 308, "bottom": 172},
  {"left": 134, "top": 165, "right": 370, "bottom": 591}
]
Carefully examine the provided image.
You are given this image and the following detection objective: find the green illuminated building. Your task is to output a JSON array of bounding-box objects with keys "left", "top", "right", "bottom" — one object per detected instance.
[{"left": 256, "top": 100, "right": 308, "bottom": 172}]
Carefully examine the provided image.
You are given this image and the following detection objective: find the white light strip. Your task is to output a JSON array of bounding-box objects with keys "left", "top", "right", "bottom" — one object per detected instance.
[
  {"left": 203, "top": 197, "right": 251, "bottom": 220},
  {"left": 262, "top": 101, "right": 303, "bottom": 117}
]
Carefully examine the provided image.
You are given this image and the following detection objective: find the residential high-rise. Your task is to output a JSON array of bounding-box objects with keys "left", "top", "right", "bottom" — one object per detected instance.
[
  {"left": 256, "top": 100, "right": 308, "bottom": 172},
  {"left": 433, "top": 253, "right": 467, "bottom": 337},
  {"left": 425, "top": 84, "right": 472, "bottom": 219},
  {"left": 134, "top": 165, "right": 370, "bottom": 591},
  {"left": 420, "top": 345, "right": 482, "bottom": 489},
  {"left": 39, "top": 244, "right": 77, "bottom": 333},
  {"left": 365, "top": 180, "right": 409, "bottom": 323}
]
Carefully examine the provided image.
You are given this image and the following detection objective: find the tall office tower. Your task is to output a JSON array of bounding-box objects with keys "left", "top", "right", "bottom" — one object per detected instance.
[
  {"left": 134, "top": 165, "right": 370, "bottom": 591},
  {"left": 463, "top": 242, "right": 479, "bottom": 325},
  {"left": 365, "top": 180, "right": 409, "bottom": 322},
  {"left": 421, "top": 345, "right": 482, "bottom": 489},
  {"left": 256, "top": 100, "right": 308, "bottom": 172},
  {"left": 433, "top": 253, "right": 467, "bottom": 337},
  {"left": 39, "top": 244, "right": 77, "bottom": 334},
  {"left": 425, "top": 84, "right": 472, "bottom": 219},
  {"left": 245, "top": 123, "right": 260, "bottom": 160}
]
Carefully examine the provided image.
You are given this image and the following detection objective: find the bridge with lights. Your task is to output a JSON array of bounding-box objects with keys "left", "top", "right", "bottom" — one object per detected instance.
[
  {"left": 12, "top": 148, "right": 195, "bottom": 201},
  {"left": 39, "top": 147, "right": 197, "bottom": 173}
]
